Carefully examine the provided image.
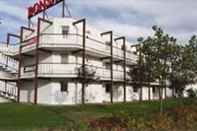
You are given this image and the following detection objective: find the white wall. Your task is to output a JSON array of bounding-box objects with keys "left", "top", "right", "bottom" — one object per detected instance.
[
  {"left": 17, "top": 17, "right": 173, "bottom": 105},
  {"left": 184, "top": 83, "right": 197, "bottom": 97},
  {"left": 113, "top": 85, "right": 124, "bottom": 102},
  {"left": 85, "top": 84, "right": 106, "bottom": 103},
  {"left": 19, "top": 79, "right": 174, "bottom": 105},
  {"left": 0, "top": 97, "right": 10, "bottom": 103},
  {"left": 51, "top": 81, "right": 82, "bottom": 105},
  {"left": 20, "top": 80, "right": 52, "bottom": 104},
  {"left": 37, "top": 80, "right": 53, "bottom": 104},
  {"left": 166, "top": 88, "right": 173, "bottom": 98},
  {"left": 20, "top": 81, "right": 34, "bottom": 103}
]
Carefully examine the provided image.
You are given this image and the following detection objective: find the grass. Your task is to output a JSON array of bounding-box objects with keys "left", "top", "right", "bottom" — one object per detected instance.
[
  {"left": 0, "top": 103, "right": 65, "bottom": 130},
  {"left": 0, "top": 98, "right": 195, "bottom": 130}
]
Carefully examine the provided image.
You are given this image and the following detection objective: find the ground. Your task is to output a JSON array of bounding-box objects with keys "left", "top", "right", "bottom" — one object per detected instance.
[{"left": 0, "top": 98, "right": 196, "bottom": 131}]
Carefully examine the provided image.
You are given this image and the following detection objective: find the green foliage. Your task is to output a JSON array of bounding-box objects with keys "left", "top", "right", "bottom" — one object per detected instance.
[
  {"left": 130, "top": 25, "right": 197, "bottom": 97},
  {"left": 0, "top": 103, "right": 65, "bottom": 130},
  {"left": 187, "top": 88, "right": 197, "bottom": 98},
  {"left": 89, "top": 99, "right": 197, "bottom": 131},
  {"left": 0, "top": 98, "right": 195, "bottom": 130}
]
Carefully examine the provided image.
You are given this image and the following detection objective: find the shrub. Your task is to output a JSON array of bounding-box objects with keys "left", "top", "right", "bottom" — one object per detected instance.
[{"left": 187, "top": 89, "right": 197, "bottom": 98}]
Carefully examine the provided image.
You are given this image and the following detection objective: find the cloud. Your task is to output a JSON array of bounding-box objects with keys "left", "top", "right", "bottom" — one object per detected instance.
[
  {"left": 0, "top": 1, "right": 26, "bottom": 21},
  {"left": 90, "top": 19, "right": 153, "bottom": 42},
  {"left": 71, "top": 0, "right": 197, "bottom": 40},
  {"left": 0, "top": 0, "right": 197, "bottom": 42}
]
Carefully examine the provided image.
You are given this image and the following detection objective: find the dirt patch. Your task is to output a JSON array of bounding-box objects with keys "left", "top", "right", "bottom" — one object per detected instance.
[{"left": 89, "top": 117, "right": 128, "bottom": 130}]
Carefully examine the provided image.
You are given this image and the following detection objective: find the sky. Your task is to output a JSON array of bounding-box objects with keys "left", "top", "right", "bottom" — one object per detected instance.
[{"left": 0, "top": 0, "right": 197, "bottom": 43}]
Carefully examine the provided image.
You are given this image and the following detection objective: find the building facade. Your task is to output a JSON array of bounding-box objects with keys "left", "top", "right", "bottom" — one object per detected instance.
[{"left": 0, "top": 17, "right": 173, "bottom": 105}]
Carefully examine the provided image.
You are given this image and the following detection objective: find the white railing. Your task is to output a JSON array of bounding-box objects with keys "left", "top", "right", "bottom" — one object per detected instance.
[
  {"left": 0, "top": 43, "right": 19, "bottom": 56},
  {"left": 22, "top": 63, "right": 128, "bottom": 81},
  {"left": 38, "top": 63, "right": 80, "bottom": 76},
  {"left": 126, "top": 51, "right": 138, "bottom": 64},
  {"left": 39, "top": 33, "right": 111, "bottom": 56},
  {"left": 0, "top": 81, "right": 17, "bottom": 100},
  {"left": 0, "top": 53, "right": 18, "bottom": 73},
  {"left": 21, "top": 33, "right": 138, "bottom": 64}
]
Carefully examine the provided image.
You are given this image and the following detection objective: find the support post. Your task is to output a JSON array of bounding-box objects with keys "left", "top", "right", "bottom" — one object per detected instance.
[
  {"left": 6, "top": 34, "right": 10, "bottom": 67},
  {"left": 7, "top": 33, "right": 21, "bottom": 102},
  {"left": 6, "top": 33, "right": 21, "bottom": 66},
  {"left": 20, "top": 26, "right": 34, "bottom": 103},
  {"left": 18, "top": 28, "right": 23, "bottom": 103},
  {"left": 73, "top": 19, "right": 86, "bottom": 104},
  {"left": 139, "top": 45, "right": 143, "bottom": 101},
  {"left": 34, "top": 18, "right": 53, "bottom": 104},
  {"left": 5, "top": 80, "right": 7, "bottom": 96},
  {"left": 34, "top": 20, "right": 40, "bottom": 104},
  {"left": 43, "top": 11, "right": 46, "bottom": 19},
  {"left": 28, "top": 18, "right": 31, "bottom": 28},
  {"left": 82, "top": 20, "right": 86, "bottom": 105},
  {"left": 101, "top": 31, "right": 113, "bottom": 103},
  {"left": 62, "top": 0, "right": 65, "bottom": 17},
  {"left": 147, "top": 63, "right": 151, "bottom": 101},
  {"left": 148, "top": 82, "right": 151, "bottom": 101},
  {"left": 159, "top": 86, "right": 162, "bottom": 100},
  {"left": 165, "top": 85, "right": 167, "bottom": 99},
  {"left": 115, "top": 37, "right": 126, "bottom": 102},
  {"left": 173, "top": 86, "right": 176, "bottom": 98}
]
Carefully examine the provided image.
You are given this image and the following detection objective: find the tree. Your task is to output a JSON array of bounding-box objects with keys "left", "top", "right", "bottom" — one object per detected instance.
[
  {"left": 168, "top": 35, "right": 197, "bottom": 97},
  {"left": 128, "top": 37, "right": 150, "bottom": 101},
  {"left": 129, "top": 25, "right": 197, "bottom": 110},
  {"left": 187, "top": 88, "right": 197, "bottom": 98},
  {"left": 129, "top": 25, "right": 178, "bottom": 113},
  {"left": 140, "top": 26, "right": 174, "bottom": 99}
]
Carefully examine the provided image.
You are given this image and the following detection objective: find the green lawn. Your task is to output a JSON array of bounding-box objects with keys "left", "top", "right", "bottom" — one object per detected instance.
[{"left": 0, "top": 98, "right": 195, "bottom": 130}]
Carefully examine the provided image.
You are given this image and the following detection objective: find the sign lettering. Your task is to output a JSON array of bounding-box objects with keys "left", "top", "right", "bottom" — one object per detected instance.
[{"left": 28, "top": 0, "right": 63, "bottom": 19}]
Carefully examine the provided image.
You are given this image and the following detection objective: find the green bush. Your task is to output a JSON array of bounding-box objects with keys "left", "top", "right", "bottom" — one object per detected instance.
[{"left": 187, "top": 89, "right": 197, "bottom": 98}]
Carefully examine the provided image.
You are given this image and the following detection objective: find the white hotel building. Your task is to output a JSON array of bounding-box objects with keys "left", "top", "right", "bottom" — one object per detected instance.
[{"left": 0, "top": 17, "right": 173, "bottom": 105}]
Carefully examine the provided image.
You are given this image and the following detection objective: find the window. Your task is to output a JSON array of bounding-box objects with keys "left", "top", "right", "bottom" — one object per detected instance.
[
  {"left": 62, "top": 26, "right": 69, "bottom": 36},
  {"left": 61, "top": 82, "right": 68, "bottom": 92},
  {"left": 105, "top": 84, "right": 111, "bottom": 93},
  {"left": 152, "top": 87, "right": 156, "bottom": 93},
  {"left": 133, "top": 86, "right": 138, "bottom": 93}
]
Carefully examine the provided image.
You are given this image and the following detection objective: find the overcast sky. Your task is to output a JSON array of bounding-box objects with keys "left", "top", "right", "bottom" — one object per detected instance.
[{"left": 0, "top": 0, "right": 197, "bottom": 43}]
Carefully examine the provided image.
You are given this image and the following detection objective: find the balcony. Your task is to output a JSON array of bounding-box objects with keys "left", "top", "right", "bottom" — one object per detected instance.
[
  {"left": 0, "top": 81, "right": 17, "bottom": 100},
  {"left": 21, "top": 63, "right": 130, "bottom": 81},
  {"left": 21, "top": 33, "right": 138, "bottom": 65},
  {"left": 0, "top": 53, "right": 18, "bottom": 74},
  {"left": 0, "top": 42, "right": 19, "bottom": 56}
]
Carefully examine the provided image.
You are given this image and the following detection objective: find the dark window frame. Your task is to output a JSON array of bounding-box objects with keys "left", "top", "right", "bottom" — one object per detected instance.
[
  {"left": 133, "top": 86, "right": 138, "bottom": 93},
  {"left": 61, "top": 82, "right": 68, "bottom": 92},
  {"left": 62, "top": 25, "right": 70, "bottom": 36},
  {"left": 105, "top": 84, "right": 111, "bottom": 93},
  {"left": 152, "top": 87, "right": 156, "bottom": 93}
]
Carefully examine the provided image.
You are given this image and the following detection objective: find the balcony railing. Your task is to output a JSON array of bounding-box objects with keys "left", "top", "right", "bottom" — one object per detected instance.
[
  {"left": 0, "top": 53, "right": 18, "bottom": 73},
  {"left": 0, "top": 81, "right": 17, "bottom": 100},
  {"left": 22, "top": 63, "right": 131, "bottom": 81},
  {"left": 21, "top": 33, "right": 138, "bottom": 64},
  {"left": 0, "top": 42, "right": 19, "bottom": 56}
]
